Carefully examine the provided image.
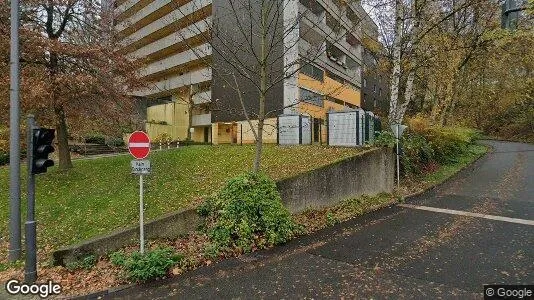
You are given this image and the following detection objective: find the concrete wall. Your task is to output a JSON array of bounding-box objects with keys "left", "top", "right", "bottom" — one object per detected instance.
[
  {"left": 52, "top": 209, "right": 200, "bottom": 266},
  {"left": 52, "top": 147, "right": 394, "bottom": 265},
  {"left": 277, "top": 147, "right": 394, "bottom": 213},
  {"left": 237, "top": 118, "right": 278, "bottom": 144},
  {"left": 146, "top": 100, "right": 190, "bottom": 141}
]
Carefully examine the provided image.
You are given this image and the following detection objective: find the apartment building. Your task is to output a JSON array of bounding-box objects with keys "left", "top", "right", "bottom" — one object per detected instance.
[
  {"left": 114, "top": 0, "right": 370, "bottom": 144},
  {"left": 360, "top": 14, "right": 389, "bottom": 116}
]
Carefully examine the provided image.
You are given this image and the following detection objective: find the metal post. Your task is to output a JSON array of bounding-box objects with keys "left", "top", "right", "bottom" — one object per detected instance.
[
  {"left": 8, "top": 0, "right": 21, "bottom": 262},
  {"left": 396, "top": 125, "right": 400, "bottom": 189},
  {"left": 139, "top": 174, "right": 144, "bottom": 254},
  {"left": 25, "top": 115, "right": 37, "bottom": 283}
]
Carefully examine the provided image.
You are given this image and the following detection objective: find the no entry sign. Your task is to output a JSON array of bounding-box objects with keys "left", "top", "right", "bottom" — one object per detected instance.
[{"left": 129, "top": 131, "right": 151, "bottom": 159}]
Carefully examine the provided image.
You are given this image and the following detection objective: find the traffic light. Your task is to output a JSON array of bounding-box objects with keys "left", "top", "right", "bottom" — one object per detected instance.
[{"left": 31, "top": 128, "right": 55, "bottom": 174}]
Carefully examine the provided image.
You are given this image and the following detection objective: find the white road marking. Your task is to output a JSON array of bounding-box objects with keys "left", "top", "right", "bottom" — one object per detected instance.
[{"left": 399, "top": 204, "right": 534, "bottom": 226}]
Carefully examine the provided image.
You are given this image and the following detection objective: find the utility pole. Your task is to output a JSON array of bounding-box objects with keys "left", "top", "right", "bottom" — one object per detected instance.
[{"left": 9, "top": 0, "right": 21, "bottom": 263}]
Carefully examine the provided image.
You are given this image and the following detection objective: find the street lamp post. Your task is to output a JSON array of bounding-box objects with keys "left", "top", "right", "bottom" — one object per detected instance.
[{"left": 8, "top": 0, "right": 21, "bottom": 263}]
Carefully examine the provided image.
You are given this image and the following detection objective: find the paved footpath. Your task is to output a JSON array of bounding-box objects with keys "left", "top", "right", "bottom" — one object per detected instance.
[{"left": 88, "top": 140, "right": 533, "bottom": 299}]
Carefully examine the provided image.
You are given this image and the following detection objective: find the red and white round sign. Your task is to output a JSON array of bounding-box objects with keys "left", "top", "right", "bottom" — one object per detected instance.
[{"left": 128, "top": 131, "right": 151, "bottom": 159}]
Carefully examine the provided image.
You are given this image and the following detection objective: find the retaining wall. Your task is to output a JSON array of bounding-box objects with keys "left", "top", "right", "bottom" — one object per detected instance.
[{"left": 52, "top": 147, "right": 394, "bottom": 266}]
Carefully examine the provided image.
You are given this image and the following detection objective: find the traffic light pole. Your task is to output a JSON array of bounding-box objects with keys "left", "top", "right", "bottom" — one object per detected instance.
[
  {"left": 25, "top": 115, "right": 37, "bottom": 283},
  {"left": 8, "top": 0, "right": 21, "bottom": 263}
]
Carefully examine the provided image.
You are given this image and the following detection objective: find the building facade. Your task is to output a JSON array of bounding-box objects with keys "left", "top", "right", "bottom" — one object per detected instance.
[
  {"left": 360, "top": 14, "right": 389, "bottom": 116},
  {"left": 114, "top": 0, "right": 373, "bottom": 144}
]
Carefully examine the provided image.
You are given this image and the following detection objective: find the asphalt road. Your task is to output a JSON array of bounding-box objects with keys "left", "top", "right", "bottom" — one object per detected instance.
[{"left": 95, "top": 140, "right": 533, "bottom": 299}]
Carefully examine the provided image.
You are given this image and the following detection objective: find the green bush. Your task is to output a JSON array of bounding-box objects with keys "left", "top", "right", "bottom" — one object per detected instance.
[
  {"left": 424, "top": 127, "right": 480, "bottom": 164},
  {"left": 375, "top": 131, "right": 396, "bottom": 148},
  {"left": 377, "top": 125, "right": 480, "bottom": 176},
  {"left": 106, "top": 137, "right": 125, "bottom": 147},
  {"left": 110, "top": 247, "right": 183, "bottom": 282},
  {"left": 401, "top": 133, "right": 435, "bottom": 175},
  {"left": 198, "top": 172, "right": 297, "bottom": 254},
  {"left": 85, "top": 133, "right": 106, "bottom": 145}
]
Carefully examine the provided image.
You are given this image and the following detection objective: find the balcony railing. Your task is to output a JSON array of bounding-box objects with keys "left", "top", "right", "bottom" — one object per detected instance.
[{"left": 192, "top": 113, "right": 212, "bottom": 126}]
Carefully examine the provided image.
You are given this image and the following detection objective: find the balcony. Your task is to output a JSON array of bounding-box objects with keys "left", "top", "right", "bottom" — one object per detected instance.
[
  {"left": 121, "top": 0, "right": 212, "bottom": 47},
  {"left": 192, "top": 90, "right": 211, "bottom": 105},
  {"left": 134, "top": 67, "right": 212, "bottom": 97},
  {"left": 192, "top": 113, "right": 212, "bottom": 126}
]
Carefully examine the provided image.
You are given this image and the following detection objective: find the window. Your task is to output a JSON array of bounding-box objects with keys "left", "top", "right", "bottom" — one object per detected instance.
[
  {"left": 301, "top": 64, "right": 324, "bottom": 81},
  {"left": 327, "top": 71, "right": 346, "bottom": 84},
  {"left": 373, "top": 84, "right": 377, "bottom": 93},
  {"left": 300, "top": 0, "right": 325, "bottom": 16},
  {"left": 326, "top": 12, "right": 341, "bottom": 34},
  {"left": 326, "top": 43, "right": 344, "bottom": 62},
  {"left": 300, "top": 88, "right": 323, "bottom": 107},
  {"left": 363, "top": 79, "right": 367, "bottom": 87},
  {"left": 347, "top": 8, "right": 360, "bottom": 26},
  {"left": 346, "top": 57, "right": 360, "bottom": 72},
  {"left": 379, "top": 88, "right": 382, "bottom": 96},
  {"left": 327, "top": 96, "right": 344, "bottom": 106},
  {"left": 346, "top": 34, "right": 360, "bottom": 47},
  {"left": 332, "top": 0, "right": 344, "bottom": 11}
]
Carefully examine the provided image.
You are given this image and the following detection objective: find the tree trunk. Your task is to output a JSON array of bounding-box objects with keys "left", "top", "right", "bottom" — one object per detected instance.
[
  {"left": 253, "top": 2, "right": 267, "bottom": 173},
  {"left": 397, "top": 69, "right": 415, "bottom": 122},
  {"left": 253, "top": 114, "right": 264, "bottom": 172},
  {"left": 54, "top": 106, "right": 73, "bottom": 170},
  {"left": 438, "top": 76, "right": 455, "bottom": 126},
  {"left": 388, "top": 0, "right": 403, "bottom": 125},
  {"left": 389, "top": 0, "right": 402, "bottom": 124},
  {"left": 49, "top": 49, "right": 73, "bottom": 170}
]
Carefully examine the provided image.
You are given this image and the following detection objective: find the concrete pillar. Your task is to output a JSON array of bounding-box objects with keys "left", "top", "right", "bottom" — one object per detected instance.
[{"left": 211, "top": 123, "right": 219, "bottom": 145}]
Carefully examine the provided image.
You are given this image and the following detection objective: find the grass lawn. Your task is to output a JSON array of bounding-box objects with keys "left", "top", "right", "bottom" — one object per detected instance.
[{"left": 0, "top": 144, "right": 365, "bottom": 255}]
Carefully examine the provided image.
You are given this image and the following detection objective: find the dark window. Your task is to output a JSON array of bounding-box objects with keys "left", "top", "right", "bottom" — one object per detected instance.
[
  {"left": 301, "top": 64, "right": 324, "bottom": 81},
  {"left": 346, "top": 34, "right": 360, "bottom": 47},
  {"left": 300, "top": 0, "right": 325, "bottom": 16},
  {"left": 326, "top": 71, "right": 346, "bottom": 84},
  {"left": 346, "top": 56, "right": 360, "bottom": 72},
  {"left": 326, "top": 43, "right": 344, "bottom": 62},
  {"left": 327, "top": 96, "right": 345, "bottom": 106},
  {"left": 326, "top": 12, "right": 341, "bottom": 34},
  {"left": 300, "top": 88, "right": 323, "bottom": 107},
  {"left": 347, "top": 9, "right": 360, "bottom": 27}
]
